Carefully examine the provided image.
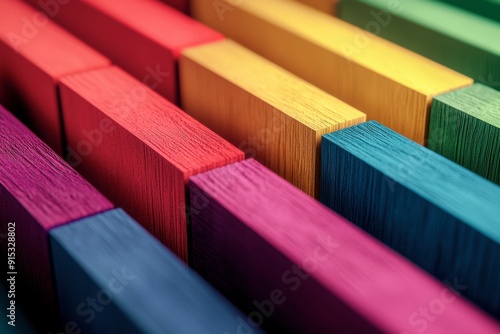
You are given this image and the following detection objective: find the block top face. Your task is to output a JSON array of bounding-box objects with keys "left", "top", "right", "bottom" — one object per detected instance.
[
  {"left": 60, "top": 66, "right": 243, "bottom": 177},
  {"left": 81, "top": 0, "right": 223, "bottom": 56},
  {"left": 356, "top": 0, "right": 500, "bottom": 55},
  {"left": 0, "top": 105, "right": 113, "bottom": 230},
  {"left": 189, "top": 158, "right": 500, "bottom": 333},
  {"left": 0, "top": 0, "right": 110, "bottom": 79},
  {"left": 196, "top": 0, "right": 472, "bottom": 95},
  {"left": 434, "top": 83, "right": 500, "bottom": 128},
  {"left": 182, "top": 39, "right": 365, "bottom": 130},
  {"left": 322, "top": 121, "right": 500, "bottom": 238}
]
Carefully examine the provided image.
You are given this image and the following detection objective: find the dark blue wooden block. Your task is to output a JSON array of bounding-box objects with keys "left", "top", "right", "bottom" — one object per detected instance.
[
  {"left": 320, "top": 120, "right": 500, "bottom": 318},
  {"left": 50, "top": 208, "right": 258, "bottom": 334}
]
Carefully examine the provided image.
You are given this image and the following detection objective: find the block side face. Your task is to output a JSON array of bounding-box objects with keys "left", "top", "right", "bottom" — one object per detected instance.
[
  {"left": 0, "top": 42, "right": 63, "bottom": 153},
  {"left": 50, "top": 209, "right": 249, "bottom": 334},
  {"left": 181, "top": 39, "right": 365, "bottom": 130},
  {"left": 323, "top": 122, "right": 500, "bottom": 230},
  {"left": 191, "top": 0, "right": 471, "bottom": 143},
  {"left": 191, "top": 159, "right": 500, "bottom": 332},
  {"left": 189, "top": 180, "right": 381, "bottom": 333},
  {"left": 60, "top": 66, "right": 243, "bottom": 175},
  {"left": 0, "top": 186, "right": 59, "bottom": 330}
]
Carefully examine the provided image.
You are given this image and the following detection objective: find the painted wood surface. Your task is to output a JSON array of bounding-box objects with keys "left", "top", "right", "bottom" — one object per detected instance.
[
  {"left": 158, "top": 0, "right": 190, "bottom": 14},
  {"left": 190, "top": 158, "right": 500, "bottom": 333},
  {"left": 339, "top": 0, "right": 500, "bottom": 91},
  {"left": 321, "top": 121, "right": 500, "bottom": 318},
  {"left": 50, "top": 208, "right": 260, "bottom": 334},
  {"left": 289, "top": 0, "right": 339, "bottom": 14},
  {"left": 25, "top": 0, "right": 223, "bottom": 104},
  {"left": 180, "top": 39, "right": 365, "bottom": 197},
  {"left": 59, "top": 65, "right": 244, "bottom": 262},
  {"left": 191, "top": 0, "right": 472, "bottom": 144},
  {"left": 436, "top": 0, "right": 500, "bottom": 22},
  {"left": 429, "top": 83, "right": 500, "bottom": 184},
  {"left": 0, "top": 0, "right": 110, "bottom": 154},
  {"left": 0, "top": 104, "right": 113, "bottom": 330}
]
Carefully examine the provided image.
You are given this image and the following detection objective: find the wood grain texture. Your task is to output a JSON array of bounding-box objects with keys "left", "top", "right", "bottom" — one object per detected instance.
[
  {"left": 50, "top": 208, "right": 259, "bottom": 334},
  {"left": 0, "top": 282, "right": 37, "bottom": 333},
  {"left": 25, "top": 0, "right": 223, "bottom": 104},
  {"left": 0, "top": 104, "right": 113, "bottom": 330},
  {"left": 59, "top": 66, "right": 244, "bottom": 262},
  {"left": 190, "top": 158, "right": 500, "bottom": 333},
  {"left": 321, "top": 121, "right": 500, "bottom": 318},
  {"left": 436, "top": 0, "right": 500, "bottom": 22},
  {"left": 289, "top": 0, "right": 339, "bottom": 14},
  {"left": 191, "top": 0, "right": 473, "bottom": 144},
  {"left": 339, "top": 0, "right": 500, "bottom": 91},
  {"left": 180, "top": 39, "right": 365, "bottom": 197},
  {"left": 0, "top": 0, "right": 110, "bottom": 154},
  {"left": 429, "top": 84, "right": 500, "bottom": 184}
]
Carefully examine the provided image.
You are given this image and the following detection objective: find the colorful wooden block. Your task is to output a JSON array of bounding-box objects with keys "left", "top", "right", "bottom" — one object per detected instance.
[
  {"left": 50, "top": 208, "right": 260, "bottom": 334},
  {"left": 0, "top": 282, "right": 37, "bottom": 333},
  {"left": 0, "top": 104, "right": 113, "bottom": 330},
  {"left": 339, "top": 0, "right": 500, "bottom": 91},
  {"left": 158, "top": 0, "right": 190, "bottom": 14},
  {"left": 180, "top": 39, "right": 365, "bottom": 197},
  {"left": 320, "top": 121, "right": 500, "bottom": 317},
  {"left": 436, "top": 0, "right": 500, "bottom": 22},
  {"left": 59, "top": 65, "right": 244, "bottom": 262},
  {"left": 429, "top": 84, "right": 500, "bottom": 184},
  {"left": 0, "top": 0, "right": 110, "bottom": 154},
  {"left": 26, "top": 0, "right": 223, "bottom": 104},
  {"left": 190, "top": 158, "right": 500, "bottom": 333},
  {"left": 191, "top": 0, "right": 472, "bottom": 144},
  {"left": 289, "top": 0, "right": 339, "bottom": 14}
]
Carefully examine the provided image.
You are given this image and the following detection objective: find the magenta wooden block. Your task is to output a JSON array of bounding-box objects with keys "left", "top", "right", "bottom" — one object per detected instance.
[
  {"left": 189, "top": 159, "right": 500, "bottom": 333},
  {"left": 0, "top": 104, "right": 113, "bottom": 329}
]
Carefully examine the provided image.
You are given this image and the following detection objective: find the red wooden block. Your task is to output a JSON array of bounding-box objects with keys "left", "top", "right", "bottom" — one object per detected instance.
[
  {"left": 59, "top": 65, "right": 244, "bottom": 262},
  {"left": 0, "top": 0, "right": 110, "bottom": 154},
  {"left": 190, "top": 159, "right": 500, "bottom": 333},
  {"left": 0, "top": 104, "right": 113, "bottom": 330},
  {"left": 27, "top": 0, "right": 223, "bottom": 104},
  {"left": 158, "top": 0, "right": 190, "bottom": 14}
]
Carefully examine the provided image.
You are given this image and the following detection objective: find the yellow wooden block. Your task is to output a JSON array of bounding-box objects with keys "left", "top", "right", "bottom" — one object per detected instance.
[
  {"left": 180, "top": 39, "right": 365, "bottom": 197},
  {"left": 289, "top": 0, "right": 338, "bottom": 14},
  {"left": 192, "top": 0, "right": 473, "bottom": 144}
]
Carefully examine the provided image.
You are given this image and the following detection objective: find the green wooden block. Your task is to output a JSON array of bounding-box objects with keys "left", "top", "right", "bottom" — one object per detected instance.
[
  {"left": 429, "top": 83, "right": 500, "bottom": 184},
  {"left": 436, "top": 0, "right": 500, "bottom": 22},
  {"left": 339, "top": 0, "right": 500, "bottom": 90}
]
